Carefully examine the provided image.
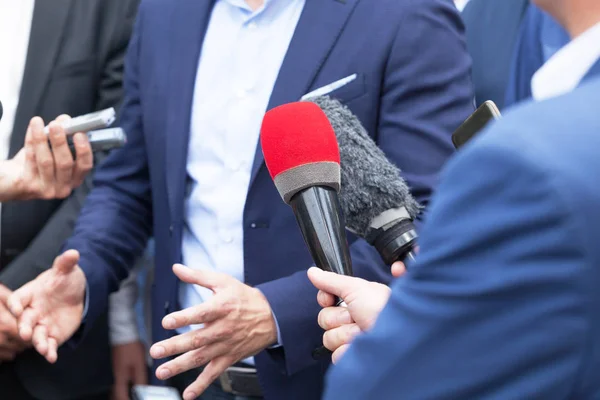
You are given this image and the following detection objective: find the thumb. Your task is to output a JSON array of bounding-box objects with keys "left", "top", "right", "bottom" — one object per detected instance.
[
  {"left": 172, "top": 264, "right": 230, "bottom": 290},
  {"left": 307, "top": 267, "right": 364, "bottom": 301},
  {"left": 54, "top": 250, "right": 80, "bottom": 274}
]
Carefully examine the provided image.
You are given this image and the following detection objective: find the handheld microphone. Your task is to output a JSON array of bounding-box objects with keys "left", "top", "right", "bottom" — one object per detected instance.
[
  {"left": 310, "top": 96, "right": 421, "bottom": 265},
  {"left": 0, "top": 100, "right": 3, "bottom": 122},
  {"left": 260, "top": 101, "right": 353, "bottom": 278}
]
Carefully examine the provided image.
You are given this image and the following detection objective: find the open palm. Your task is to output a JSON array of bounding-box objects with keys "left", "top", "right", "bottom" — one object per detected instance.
[{"left": 8, "top": 250, "right": 87, "bottom": 363}]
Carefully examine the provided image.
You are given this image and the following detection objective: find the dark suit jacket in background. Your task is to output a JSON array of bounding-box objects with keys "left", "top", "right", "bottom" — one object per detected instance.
[
  {"left": 0, "top": 1, "right": 139, "bottom": 399},
  {"left": 65, "top": 0, "right": 474, "bottom": 399},
  {"left": 462, "top": 0, "right": 529, "bottom": 109}
]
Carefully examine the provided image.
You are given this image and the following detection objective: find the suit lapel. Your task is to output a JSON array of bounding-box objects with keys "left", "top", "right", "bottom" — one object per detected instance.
[
  {"left": 165, "top": 0, "right": 216, "bottom": 221},
  {"left": 248, "top": 0, "right": 359, "bottom": 188},
  {"left": 10, "top": 0, "right": 73, "bottom": 157}
]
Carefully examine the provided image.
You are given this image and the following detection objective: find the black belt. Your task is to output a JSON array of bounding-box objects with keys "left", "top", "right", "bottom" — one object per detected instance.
[{"left": 218, "top": 363, "right": 263, "bottom": 398}]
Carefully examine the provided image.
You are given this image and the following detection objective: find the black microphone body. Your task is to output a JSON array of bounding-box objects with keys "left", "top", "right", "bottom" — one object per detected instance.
[
  {"left": 289, "top": 186, "right": 353, "bottom": 277},
  {"left": 0, "top": 100, "right": 3, "bottom": 122},
  {"left": 311, "top": 96, "right": 421, "bottom": 266}
]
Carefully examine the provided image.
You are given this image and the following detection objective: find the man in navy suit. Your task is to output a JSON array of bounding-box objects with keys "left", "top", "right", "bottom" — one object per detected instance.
[
  {"left": 309, "top": 0, "right": 600, "bottom": 397},
  {"left": 5, "top": 0, "right": 473, "bottom": 399},
  {"left": 504, "top": 4, "right": 570, "bottom": 107}
]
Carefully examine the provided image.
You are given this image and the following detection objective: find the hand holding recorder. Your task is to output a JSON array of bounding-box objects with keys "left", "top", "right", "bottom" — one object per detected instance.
[{"left": 0, "top": 115, "right": 93, "bottom": 202}]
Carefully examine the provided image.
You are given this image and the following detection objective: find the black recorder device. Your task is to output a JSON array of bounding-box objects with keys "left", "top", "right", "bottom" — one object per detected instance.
[{"left": 452, "top": 100, "right": 501, "bottom": 149}]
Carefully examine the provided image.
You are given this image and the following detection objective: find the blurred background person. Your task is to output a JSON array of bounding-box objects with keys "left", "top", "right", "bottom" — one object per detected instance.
[
  {"left": 461, "top": 0, "right": 530, "bottom": 109},
  {"left": 504, "top": 4, "right": 570, "bottom": 107},
  {"left": 0, "top": 1, "right": 143, "bottom": 400},
  {"left": 462, "top": 0, "right": 570, "bottom": 110}
]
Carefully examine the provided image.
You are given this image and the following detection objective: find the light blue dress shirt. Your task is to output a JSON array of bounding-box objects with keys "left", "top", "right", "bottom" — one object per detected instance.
[{"left": 179, "top": 0, "right": 305, "bottom": 365}]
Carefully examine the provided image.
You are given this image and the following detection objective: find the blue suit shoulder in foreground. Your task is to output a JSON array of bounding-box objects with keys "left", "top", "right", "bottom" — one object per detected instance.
[{"left": 324, "top": 69, "right": 600, "bottom": 399}]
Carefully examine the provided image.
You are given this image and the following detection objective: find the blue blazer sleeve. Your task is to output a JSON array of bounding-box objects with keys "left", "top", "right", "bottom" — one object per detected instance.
[
  {"left": 258, "top": 0, "right": 474, "bottom": 376},
  {"left": 324, "top": 126, "right": 588, "bottom": 399},
  {"left": 64, "top": 6, "right": 152, "bottom": 332}
]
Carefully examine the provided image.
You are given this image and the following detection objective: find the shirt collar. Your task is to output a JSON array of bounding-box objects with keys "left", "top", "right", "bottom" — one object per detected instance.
[{"left": 532, "top": 21, "right": 600, "bottom": 101}]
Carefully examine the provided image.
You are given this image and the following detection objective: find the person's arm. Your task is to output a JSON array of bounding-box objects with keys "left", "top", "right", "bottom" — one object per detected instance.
[
  {"left": 0, "top": 0, "right": 139, "bottom": 290},
  {"left": 324, "top": 128, "right": 588, "bottom": 399},
  {"left": 63, "top": 3, "right": 152, "bottom": 335},
  {"left": 258, "top": 0, "right": 474, "bottom": 376}
]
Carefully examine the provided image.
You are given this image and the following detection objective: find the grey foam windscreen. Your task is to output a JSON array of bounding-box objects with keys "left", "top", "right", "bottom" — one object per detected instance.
[{"left": 310, "top": 96, "right": 421, "bottom": 238}]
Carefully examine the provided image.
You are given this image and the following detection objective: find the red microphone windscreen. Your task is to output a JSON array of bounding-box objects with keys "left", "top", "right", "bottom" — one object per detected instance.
[{"left": 260, "top": 102, "right": 341, "bottom": 203}]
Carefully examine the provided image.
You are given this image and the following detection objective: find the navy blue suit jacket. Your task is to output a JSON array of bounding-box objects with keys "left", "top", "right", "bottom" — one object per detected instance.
[
  {"left": 325, "top": 62, "right": 600, "bottom": 399},
  {"left": 65, "top": 0, "right": 473, "bottom": 398},
  {"left": 462, "top": 0, "right": 529, "bottom": 109},
  {"left": 504, "top": 5, "right": 569, "bottom": 108}
]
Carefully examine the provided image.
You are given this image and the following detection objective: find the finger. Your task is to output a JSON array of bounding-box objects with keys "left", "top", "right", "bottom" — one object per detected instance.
[
  {"left": 391, "top": 261, "right": 407, "bottom": 278},
  {"left": 0, "top": 348, "right": 17, "bottom": 361},
  {"left": 317, "top": 290, "right": 336, "bottom": 308},
  {"left": 47, "top": 121, "right": 74, "bottom": 195},
  {"left": 332, "top": 344, "right": 350, "bottom": 364},
  {"left": 32, "top": 324, "right": 49, "bottom": 357},
  {"left": 172, "top": 264, "right": 231, "bottom": 291},
  {"left": 55, "top": 114, "right": 71, "bottom": 124},
  {"left": 155, "top": 342, "right": 228, "bottom": 381},
  {"left": 54, "top": 249, "right": 80, "bottom": 274},
  {"left": 307, "top": 267, "right": 366, "bottom": 300},
  {"left": 134, "top": 357, "right": 149, "bottom": 384},
  {"left": 30, "top": 117, "right": 56, "bottom": 193},
  {"left": 72, "top": 132, "right": 93, "bottom": 187},
  {"left": 150, "top": 324, "right": 225, "bottom": 360},
  {"left": 323, "top": 323, "right": 361, "bottom": 353},
  {"left": 46, "top": 337, "right": 58, "bottom": 364},
  {"left": 317, "top": 307, "right": 353, "bottom": 330},
  {"left": 18, "top": 308, "right": 40, "bottom": 341},
  {"left": 183, "top": 357, "right": 231, "bottom": 400},
  {"left": 112, "top": 384, "right": 129, "bottom": 400},
  {"left": 7, "top": 285, "right": 33, "bottom": 318},
  {"left": 0, "top": 284, "right": 12, "bottom": 302},
  {"left": 161, "top": 301, "right": 224, "bottom": 330}
]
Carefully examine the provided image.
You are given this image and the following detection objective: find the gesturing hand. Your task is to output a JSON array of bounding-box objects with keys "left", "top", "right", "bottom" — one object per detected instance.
[
  {"left": 0, "top": 285, "right": 29, "bottom": 362},
  {"left": 150, "top": 264, "right": 277, "bottom": 400},
  {"left": 7, "top": 250, "right": 87, "bottom": 363},
  {"left": 307, "top": 265, "right": 406, "bottom": 363},
  {"left": 0, "top": 115, "right": 92, "bottom": 202}
]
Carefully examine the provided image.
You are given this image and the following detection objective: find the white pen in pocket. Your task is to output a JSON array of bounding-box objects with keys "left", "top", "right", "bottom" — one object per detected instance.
[
  {"left": 43, "top": 107, "right": 116, "bottom": 135},
  {"left": 301, "top": 74, "right": 357, "bottom": 101}
]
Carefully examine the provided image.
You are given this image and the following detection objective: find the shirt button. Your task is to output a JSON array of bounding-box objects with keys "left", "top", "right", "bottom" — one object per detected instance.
[
  {"left": 223, "top": 236, "right": 233, "bottom": 244},
  {"left": 248, "top": 22, "right": 258, "bottom": 30}
]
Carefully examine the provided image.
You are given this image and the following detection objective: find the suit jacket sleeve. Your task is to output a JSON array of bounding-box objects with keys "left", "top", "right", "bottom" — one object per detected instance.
[
  {"left": 63, "top": 4, "right": 152, "bottom": 335},
  {"left": 324, "top": 130, "right": 588, "bottom": 399},
  {"left": 257, "top": 0, "right": 474, "bottom": 376},
  {"left": 0, "top": 1, "right": 140, "bottom": 291}
]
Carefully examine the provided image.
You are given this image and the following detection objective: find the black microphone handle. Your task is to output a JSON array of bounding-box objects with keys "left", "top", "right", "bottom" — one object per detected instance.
[
  {"left": 289, "top": 186, "right": 353, "bottom": 360},
  {"left": 289, "top": 186, "right": 353, "bottom": 279}
]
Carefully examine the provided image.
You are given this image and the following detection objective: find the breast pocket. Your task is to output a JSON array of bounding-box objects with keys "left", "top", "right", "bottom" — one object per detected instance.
[{"left": 320, "top": 73, "right": 367, "bottom": 104}]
